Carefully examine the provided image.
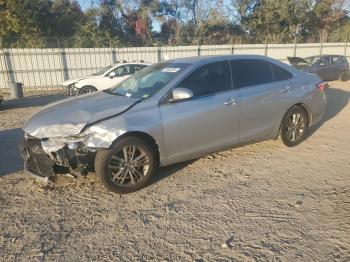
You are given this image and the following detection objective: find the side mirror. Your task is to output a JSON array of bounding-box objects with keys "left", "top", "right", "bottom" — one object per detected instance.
[
  {"left": 172, "top": 88, "right": 193, "bottom": 101},
  {"left": 319, "top": 62, "right": 326, "bottom": 67},
  {"left": 108, "top": 71, "right": 116, "bottom": 78}
]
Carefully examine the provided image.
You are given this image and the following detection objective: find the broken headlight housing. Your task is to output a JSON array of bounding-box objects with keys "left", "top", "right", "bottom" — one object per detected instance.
[{"left": 41, "top": 132, "right": 93, "bottom": 153}]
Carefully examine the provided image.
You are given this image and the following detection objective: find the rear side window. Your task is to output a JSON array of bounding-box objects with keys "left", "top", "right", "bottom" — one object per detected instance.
[
  {"left": 271, "top": 63, "right": 293, "bottom": 81},
  {"left": 231, "top": 59, "right": 274, "bottom": 88},
  {"left": 176, "top": 61, "right": 231, "bottom": 97},
  {"left": 332, "top": 56, "right": 346, "bottom": 64}
]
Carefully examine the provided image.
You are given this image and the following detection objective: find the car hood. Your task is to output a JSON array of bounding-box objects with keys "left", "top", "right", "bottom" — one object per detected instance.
[
  {"left": 62, "top": 76, "right": 99, "bottom": 86},
  {"left": 287, "top": 56, "right": 310, "bottom": 69},
  {"left": 23, "top": 91, "right": 139, "bottom": 138}
]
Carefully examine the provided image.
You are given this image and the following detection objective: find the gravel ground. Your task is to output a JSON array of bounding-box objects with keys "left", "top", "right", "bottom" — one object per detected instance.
[{"left": 0, "top": 82, "right": 349, "bottom": 261}]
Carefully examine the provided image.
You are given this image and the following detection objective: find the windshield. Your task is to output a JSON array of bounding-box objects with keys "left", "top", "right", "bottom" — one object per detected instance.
[
  {"left": 92, "top": 65, "right": 113, "bottom": 76},
  {"left": 107, "top": 62, "right": 189, "bottom": 99}
]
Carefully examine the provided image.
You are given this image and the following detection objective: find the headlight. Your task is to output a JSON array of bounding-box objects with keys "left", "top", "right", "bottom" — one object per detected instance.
[{"left": 41, "top": 132, "right": 94, "bottom": 153}]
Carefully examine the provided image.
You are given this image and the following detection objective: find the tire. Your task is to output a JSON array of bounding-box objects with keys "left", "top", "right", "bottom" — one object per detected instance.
[
  {"left": 280, "top": 106, "right": 309, "bottom": 147},
  {"left": 95, "top": 136, "right": 157, "bottom": 194},
  {"left": 78, "top": 85, "right": 97, "bottom": 95},
  {"left": 339, "top": 71, "right": 350, "bottom": 82}
]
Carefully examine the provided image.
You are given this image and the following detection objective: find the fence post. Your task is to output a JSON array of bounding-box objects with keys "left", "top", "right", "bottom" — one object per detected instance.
[
  {"left": 293, "top": 38, "right": 297, "bottom": 57},
  {"left": 111, "top": 48, "right": 117, "bottom": 64},
  {"left": 319, "top": 41, "right": 323, "bottom": 56},
  {"left": 264, "top": 43, "right": 268, "bottom": 56},
  {"left": 157, "top": 46, "right": 162, "bottom": 62},
  {"left": 344, "top": 37, "right": 348, "bottom": 57},
  {"left": 58, "top": 39, "right": 69, "bottom": 81},
  {"left": 231, "top": 37, "right": 235, "bottom": 54},
  {"left": 3, "top": 50, "right": 16, "bottom": 84}
]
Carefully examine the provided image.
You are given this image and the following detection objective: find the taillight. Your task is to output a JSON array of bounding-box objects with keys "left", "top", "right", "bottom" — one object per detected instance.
[{"left": 316, "top": 82, "right": 328, "bottom": 91}]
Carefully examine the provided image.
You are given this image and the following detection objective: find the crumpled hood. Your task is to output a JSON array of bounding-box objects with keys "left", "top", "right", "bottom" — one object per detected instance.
[
  {"left": 62, "top": 76, "right": 98, "bottom": 86},
  {"left": 23, "top": 91, "right": 139, "bottom": 138}
]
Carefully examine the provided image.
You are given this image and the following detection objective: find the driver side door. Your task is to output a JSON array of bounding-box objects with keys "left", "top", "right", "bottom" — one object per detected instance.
[{"left": 159, "top": 60, "right": 240, "bottom": 164}]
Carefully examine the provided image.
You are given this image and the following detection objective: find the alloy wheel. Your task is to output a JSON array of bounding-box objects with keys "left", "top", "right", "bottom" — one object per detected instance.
[
  {"left": 107, "top": 145, "right": 150, "bottom": 187},
  {"left": 284, "top": 112, "right": 306, "bottom": 143}
]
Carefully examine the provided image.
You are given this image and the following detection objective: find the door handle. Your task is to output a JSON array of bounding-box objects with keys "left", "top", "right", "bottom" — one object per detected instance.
[{"left": 225, "top": 98, "right": 238, "bottom": 106}]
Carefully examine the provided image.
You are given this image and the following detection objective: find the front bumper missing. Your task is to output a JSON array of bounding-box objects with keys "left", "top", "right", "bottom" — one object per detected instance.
[
  {"left": 19, "top": 134, "right": 90, "bottom": 180},
  {"left": 65, "top": 85, "right": 79, "bottom": 96},
  {"left": 19, "top": 137, "right": 56, "bottom": 179}
]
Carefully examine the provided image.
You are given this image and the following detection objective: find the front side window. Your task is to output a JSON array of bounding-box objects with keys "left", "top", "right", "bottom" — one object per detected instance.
[
  {"left": 320, "top": 56, "right": 331, "bottom": 65},
  {"left": 107, "top": 63, "right": 189, "bottom": 99},
  {"left": 231, "top": 59, "right": 274, "bottom": 88},
  {"left": 113, "top": 65, "right": 134, "bottom": 76},
  {"left": 175, "top": 61, "right": 231, "bottom": 98}
]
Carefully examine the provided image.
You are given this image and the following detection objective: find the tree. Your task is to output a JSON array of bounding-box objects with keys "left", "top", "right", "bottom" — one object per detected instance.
[
  {"left": 73, "top": 7, "right": 119, "bottom": 47},
  {"left": 235, "top": 0, "right": 311, "bottom": 43},
  {"left": 311, "top": 0, "right": 346, "bottom": 42},
  {"left": 328, "top": 15, "right": 350, "bottom": 41}
]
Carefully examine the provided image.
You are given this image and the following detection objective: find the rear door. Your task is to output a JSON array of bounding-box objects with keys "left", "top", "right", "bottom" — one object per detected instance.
[
  {"left": 316, "top": 56, "right": 332, "bottom": 80},
  {"left": 160, "top": 60, "right": 240, "bottom": 163},
  {"left": 331, "top": 56, "right": 347, "bottom": 80},
  {"left": 231, "top": 59, "right": 294, "bottom": 143}
]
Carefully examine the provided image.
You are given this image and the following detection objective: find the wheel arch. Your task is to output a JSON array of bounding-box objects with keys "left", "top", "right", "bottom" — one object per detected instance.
[
  {"left": 294, "top": 103, "right": 311, "bottom": 125},
  {"left": 81, "top": 85, "right": 97, "bottom": 90},
  {"left": 275, "top": 103, "right": 311, "bottom": 139},
  {"left": 109, "top": 131, "right": 160, "bottom": 166}
]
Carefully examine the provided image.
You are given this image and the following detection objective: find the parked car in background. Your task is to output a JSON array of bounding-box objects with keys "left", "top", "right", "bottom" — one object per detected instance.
[
  {"left": 288, "top": 55, "right": 349, "bottom": 81},
  {"left": 20, "top": 55, "right": 327, "bottom": 194},
  {"left": 62, "top": 61, "right": 150, "bottom": 95}
]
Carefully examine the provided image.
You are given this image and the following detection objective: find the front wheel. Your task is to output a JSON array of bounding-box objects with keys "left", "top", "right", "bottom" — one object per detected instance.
[
  {"left": 95, "top": 136, "right": 157, "bottom": 194},
  {"left": 78, "top": 85, "right": 97, "bottom": 95},
  {"left": 280, "top": 106, "right": 309, "bottom": 147}
]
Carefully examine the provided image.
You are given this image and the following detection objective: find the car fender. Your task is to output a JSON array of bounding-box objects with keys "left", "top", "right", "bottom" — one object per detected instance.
[{"left": 83, "top": 102, "right": 167, "bottom": 166}]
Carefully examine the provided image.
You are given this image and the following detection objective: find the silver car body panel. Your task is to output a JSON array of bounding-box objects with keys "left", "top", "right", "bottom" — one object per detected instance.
[
  {"left": 23, "top": 91, "right": 140, "bottom": 138},
  {"left": 23, "top": 55, "right": 327, "bottom": 168}
]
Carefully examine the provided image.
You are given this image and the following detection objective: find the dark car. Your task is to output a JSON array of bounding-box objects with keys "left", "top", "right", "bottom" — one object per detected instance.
[{"left": 288, "top": 55, "right": 349, "bottom": 81}]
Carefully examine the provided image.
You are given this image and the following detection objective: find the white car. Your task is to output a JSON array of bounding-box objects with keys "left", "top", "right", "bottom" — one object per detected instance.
[{"left": 62, "top": 62, "right": 150, "bottom": 95}]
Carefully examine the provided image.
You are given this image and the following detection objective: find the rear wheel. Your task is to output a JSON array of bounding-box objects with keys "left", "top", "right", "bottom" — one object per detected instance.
[
  {"left": 95, "top": 136, "right": 157, "bottom": 194},
  {"left": 280, "top": 106, "right": 309, "bottom": 147},
  {"left": 339, "top": 71, "right": 350, "bottom": 82},
  {"left": 78, "top": 85, "right": 97, "bottom": 95}
]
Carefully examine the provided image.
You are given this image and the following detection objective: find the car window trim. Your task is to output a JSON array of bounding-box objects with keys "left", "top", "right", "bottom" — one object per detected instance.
[
  {"left": 159, "top": 60, "right": 234, "bottom": 105},
  {"left": 230, "top": 59, "right": 294, "bottom": 89}
]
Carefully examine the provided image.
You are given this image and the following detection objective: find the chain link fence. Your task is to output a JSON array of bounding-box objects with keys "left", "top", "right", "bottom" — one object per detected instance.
[{"left": 1, "top": 39, "right": 349, "bottom": 93}]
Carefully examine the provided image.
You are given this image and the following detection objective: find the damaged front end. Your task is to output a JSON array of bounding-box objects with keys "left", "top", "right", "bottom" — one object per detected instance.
[{"left": 19, "top": 132, "right": 94, "bottom": 181}]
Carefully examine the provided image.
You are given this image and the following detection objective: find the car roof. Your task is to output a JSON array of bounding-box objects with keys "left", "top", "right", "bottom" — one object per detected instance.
[
  {"left": 165, "top": 55, "right": 273, "bottom": 65},
  {"left": 111, "top": 62, "right": 150, "bottom": 67},
  {"left": 308, "top": 55, "right": 346, "bottom": 58}
]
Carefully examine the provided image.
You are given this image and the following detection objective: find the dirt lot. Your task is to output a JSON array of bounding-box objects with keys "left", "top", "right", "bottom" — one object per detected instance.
[{"left": 0, "top": 82, "right": 349, "bottom": 261}]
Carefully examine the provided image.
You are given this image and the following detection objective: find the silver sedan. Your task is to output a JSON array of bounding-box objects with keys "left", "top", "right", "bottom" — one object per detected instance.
[{"left": 20, "top": 55, "right": 327, "bottom": 193}]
